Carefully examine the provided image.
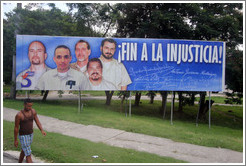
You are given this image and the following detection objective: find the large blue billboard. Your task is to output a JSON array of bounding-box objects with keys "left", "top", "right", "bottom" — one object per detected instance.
[{"left": 16, "top": 35, "right": 225, "bottom": 91}]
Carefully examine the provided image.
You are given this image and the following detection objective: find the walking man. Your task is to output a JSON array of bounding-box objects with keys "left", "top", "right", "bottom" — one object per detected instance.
[{"left": 14, "top": 99, "right": 46, "bottom": 163}]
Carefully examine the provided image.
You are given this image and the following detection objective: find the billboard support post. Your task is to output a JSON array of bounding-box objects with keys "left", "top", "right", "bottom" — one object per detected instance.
[
  {"left": 78, "top": 91, "right": 81, "bottom": 113},
  {"left": 125, "top": 98, "right": 128, "bottom": 117},
  {"left": 25, "top": 91, "right": 30, "bottom": 99},
  {"left": 209, "top": 91, "right": 211, "bottom": 128},
  {"left": 171, "top": 91, "right": 174, "bottom": 125}
]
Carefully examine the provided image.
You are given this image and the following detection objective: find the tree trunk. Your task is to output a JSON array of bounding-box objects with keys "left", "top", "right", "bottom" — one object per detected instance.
[
  {"left": 160, "top": 91, "right": 168, "bottom": 118},
  {"left": 134, "top": 92, "right": 141, "bottom": 106},
  {"left": 10, "top": 56, "right": 16, "bottom": 99},
  {"left": 42, "top": 90, "right": 49, "bottom": 102},
  {"left": 120, "top": 95, "right": 126, "bottom": 113},
  {"left": 191, "top": 93, "right": 195, "bottom": 106},
  {"left": 105, "top": 91, "right": 114, "bottom": 105},
  {"left": 198, "top": 92, "right": 206, "bottom": 119},
  {"left": 10, "top": 3, "right": 21, "bottom": 99},
  {"left": 198, "top": 92, "right": 214, "bottom": 120},
  {"left": 150, "top": 95, "right": 154, "bottom": 104},
  {"left": 172, "top": 92, "right": 175, "bottom": 111},
  {"left": 10, "top": 82, "right": 16, "bottom": 99},
  {"left": 178, "top": 92, "right": 183, "bottom": 112}
]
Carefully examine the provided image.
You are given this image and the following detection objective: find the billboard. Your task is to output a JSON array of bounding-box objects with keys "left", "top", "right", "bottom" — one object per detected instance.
[{"left": 16, "top": 35, "right": 225, "bottom": 91}]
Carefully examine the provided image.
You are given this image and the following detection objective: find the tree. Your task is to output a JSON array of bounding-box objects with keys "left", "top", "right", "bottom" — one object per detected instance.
[
  {"left": 178, "top": 92, "right": 184, "bottom": 112},
  {"left": 118, "top": 91, "right": 130, "bottom": 112},
  {"left": 134, "top": 91, "right": 142, "bottom": 106},
  {"left": 67, "top": 3, "right": 118, "bottom": 37},
  {"left": 146, "top": 91, "right": 156, "bottom": 104},
  {"left": 225, "top": 49, "right": 243, "bottom": 104},
  {"left": 197, "top": 92, "right": 214, "bottom": 120},
  {"left": 160, "top": 91, "right": 168, "bottom": 118},
  {"left": 105, "top": 91, "right": 114, "bottom": 105}
]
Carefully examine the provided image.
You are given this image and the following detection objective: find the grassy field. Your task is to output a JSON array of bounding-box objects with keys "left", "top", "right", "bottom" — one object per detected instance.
[
  {"left": 3, "top": 84, "right": 42, "bottom": 96},
  {"left": 4, "top": 84, "right": 234, "bottom": 104},
  {"left": 3, "top": 98, "right": 243, "bottom": 152},
  {"left": 3, "top": 121, "right": 185, "bottom": 163}
]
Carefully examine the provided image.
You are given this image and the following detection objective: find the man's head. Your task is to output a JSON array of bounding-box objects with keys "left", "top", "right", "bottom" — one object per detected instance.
[
  {"left": 53, "top": 45, "right": 72, "bottom": 73},
  {"left": 100, "top": 38, "right": 117, "bottom": 60},
  {"left": 87, "top": 58, "right": 103, "bottom": 83},
  {"left": 24, "top": 99, "right": 33, "bottom": 111},
  {"left": 28, "top": 41, "right": 47, "bottom": 65},
  {"left": 75, "top": 40, "right": 91, "bottom": 62}
]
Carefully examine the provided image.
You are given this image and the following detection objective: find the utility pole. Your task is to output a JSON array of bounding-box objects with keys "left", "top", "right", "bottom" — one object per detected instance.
[{"left": 10, "top": 3, "right": 22, "bottom": 99}]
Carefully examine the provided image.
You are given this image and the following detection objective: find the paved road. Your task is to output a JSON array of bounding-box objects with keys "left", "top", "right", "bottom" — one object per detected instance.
[
  {"left": 2, "top": 107, "right": 243, "bottom": 164},
  {"left": 3, "top": 150, "right": 45, "bottom": 163}
]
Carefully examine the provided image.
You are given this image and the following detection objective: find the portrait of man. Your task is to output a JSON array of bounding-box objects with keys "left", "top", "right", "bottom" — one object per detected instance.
[
  {"left": 16, "top": 41, "right": 50, "bottom": 90},
  {"left": 99, "top": 38, "right": 132, "bottom": 90},
  {"left": 84, "top": 58, "right": 117, "bottom": 90},
  {"left": 36, "top": 45, "right": 88, "bottom": 90},
  {"left": 70, "top": 40, "right": 91, "bottom": 73}
]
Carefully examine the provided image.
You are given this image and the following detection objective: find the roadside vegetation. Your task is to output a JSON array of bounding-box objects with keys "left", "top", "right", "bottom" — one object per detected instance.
[
  {"left": 3, "top": 98, "right": 243, "bottom": 152},
  {"left": 3, "top": 121, "right": 186, "bottom": 163},
  {"left": 4, "top": 84, "right": 238, "bottom": 105}
]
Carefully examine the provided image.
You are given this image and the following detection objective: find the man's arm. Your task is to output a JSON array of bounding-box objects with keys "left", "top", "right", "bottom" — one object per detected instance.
[
  {"left": 33, "top": 110, "right": 46, "bottom": 136},
  {"left": 14, "top": 113, "right": 20, "bottom": 147}
]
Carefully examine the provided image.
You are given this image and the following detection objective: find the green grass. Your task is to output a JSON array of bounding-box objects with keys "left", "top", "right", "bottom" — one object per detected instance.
[
  {"left": 205, "top": 96, "right": 228, "bottom": 104},
  {"left": 3, "top": 99, "right": 243, "bottom": 152},
  {"left": 3, "top": 84, "right": 42, "bottom": 95},
  {"left": 3, "top": 121, "right": 186, "bottom": 163},
  {"left": 3, "top": 84, "right": 11, "bottom": 93},
  {"left": 3, "top": 84, "right": 232, "bottom": 104},
  {"left": 192, "top": 96, "right": 242, "bottom": 104}
]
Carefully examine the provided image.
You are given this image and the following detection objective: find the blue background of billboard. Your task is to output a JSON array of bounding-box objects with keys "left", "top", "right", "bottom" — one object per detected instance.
[{"left": 16, "top": 35, "right": 225, "bottom": 91}]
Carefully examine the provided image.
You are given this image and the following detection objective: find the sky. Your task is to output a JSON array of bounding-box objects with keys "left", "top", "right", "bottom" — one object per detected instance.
[{"left": 2, "top": 2, "right": 70, "bottom": 18}]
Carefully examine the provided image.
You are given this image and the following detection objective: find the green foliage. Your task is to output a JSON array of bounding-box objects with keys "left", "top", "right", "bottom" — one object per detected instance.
[
  {"left": 67, "top": 3, "right": 117, "bottom": 37},
  {"left": 225, "top": 92, "right": 243, "bottom": 104},
  {"left": 146, "top": 91, "right": 156, "bottom": 98},
  {"left": 226, "top": 49, "right": 243, "bottom": 93},
  {"left": 146, "top": 91, "right": 157, "bottom": 104},
  {"left": 3, "top": 99, "right": 243, "bottom": 151},
  {"left": 117, "top": 91, "right": 131, "bottom": 99},
  {"left": 181, "top": 92, "right": 199, "bottom": 106},
  {"left": 115, "top": 3, "right": 243, "bottom": 93},
  {"left": 3, "top": 3, "right": 243, "bottom": 97},
  {"left": 58, "top": 90, "right": 64, "bottom": 98},
  {"left": 3, "top": 121, "right": 185, "bottom": 163}
]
